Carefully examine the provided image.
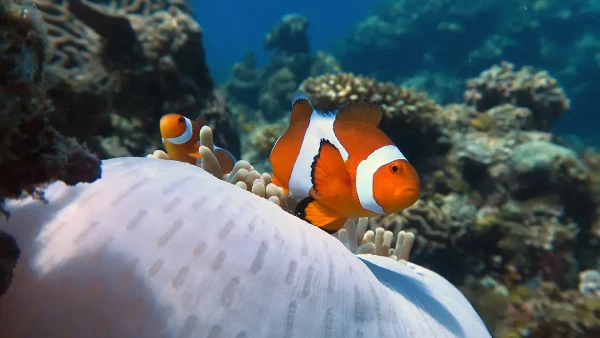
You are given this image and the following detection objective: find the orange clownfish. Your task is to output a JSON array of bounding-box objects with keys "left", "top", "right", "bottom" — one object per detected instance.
[
  {"left": 159, "top": 113, "right": 236, "bottom": 175},
  {"left": 270, "top": 91, "right": 420, "bottom": 234}
]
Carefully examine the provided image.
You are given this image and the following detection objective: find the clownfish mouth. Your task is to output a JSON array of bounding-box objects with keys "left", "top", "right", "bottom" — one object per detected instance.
[{"left": 402, "top": 187, "right": 419, "bottom": 195}]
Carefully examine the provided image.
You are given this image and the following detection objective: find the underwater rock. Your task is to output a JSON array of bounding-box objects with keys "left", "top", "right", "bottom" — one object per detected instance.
[
  {"left": 0, "top": 0, "right": 101, "bottom": 210},
  {"left": 264, "top": 13, "right": 309, "bottom": 55},
  {"left": 509, "top": 140, "right": 590, "bottom": 198},
  {"left": 0, "top": 157, "right": 491, "bottom": 337},
  {"left": 0, "top": 0, "right": 101, "bottom": 296},
  {"left": 224, "top": 14, "right": 340, "bottom": 126},
  {"left": 0, "top": 230, "right": 19, "bottom": 297}
]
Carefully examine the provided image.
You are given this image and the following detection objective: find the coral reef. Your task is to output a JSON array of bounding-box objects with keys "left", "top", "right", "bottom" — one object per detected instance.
[
  {"left": 223, "top": 14, "right": 341, "bottom": 124},
  {"left": 337, "top": 0, "right": 598, "bottom": 125},
  {"left": 31, "top": 0, "right": 239, "bottom": 158},
  {"left": 1, "top": 0, "right": 102, "bottom": 297},
  {"left": 0, "top": 0, "right": 102, "bottom": 210},
  {"left": 265, "top": 62, "right": 600, "bottom": 336},
  {"left": 464, "top": 62, "right": 570, "bottom": 130}
]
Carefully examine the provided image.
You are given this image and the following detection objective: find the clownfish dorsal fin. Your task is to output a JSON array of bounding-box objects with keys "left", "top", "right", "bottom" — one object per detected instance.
[
  {"left": 290, "top": 91, "right": 314, "bottom": 125},
  {"left": 310, "top": 139, "right": 352, "bottom": 199},
  {"left": 295, "top": 197, "right": 348, "bottom": 234},
  {"left": 335, "top": 99, "right": 384, "bottom": 127}
]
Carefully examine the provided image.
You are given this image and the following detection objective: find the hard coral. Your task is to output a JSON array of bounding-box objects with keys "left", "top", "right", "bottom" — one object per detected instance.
[
  {"left": 501, "top": 282, "right": 600, "bottom": 338},
  {"left": 1, "top": 0, "right": 101, "bottom": 298},
  {"left": 0, "top": 0, "right": 101, "bottom": 215},
  {"left": 34, "top": 0, "right": 221, "bottom": 158},
  {"left": 299, "top": 72, "right": 450, "bottom": 163},
  {"left": 464, "top": 61, "right": 570, "bottom": 130}
]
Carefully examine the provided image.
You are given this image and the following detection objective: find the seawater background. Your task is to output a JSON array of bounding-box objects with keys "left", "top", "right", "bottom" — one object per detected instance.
[
  {"left": 193, "top": 0, "right": 599, "bottom": 147},
  {"left": 194, "top": 0, "right": 375, "bottom": 82}
]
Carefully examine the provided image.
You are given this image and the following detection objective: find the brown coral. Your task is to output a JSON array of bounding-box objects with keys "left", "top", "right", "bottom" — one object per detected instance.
[{"left": 464, "top": 61, "right": 570, "bottom": 130}]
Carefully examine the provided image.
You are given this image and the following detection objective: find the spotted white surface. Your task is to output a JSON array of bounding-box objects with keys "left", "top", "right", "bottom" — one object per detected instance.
[{"left": 0, "top": 157, "right": 490, "bottom": 338}]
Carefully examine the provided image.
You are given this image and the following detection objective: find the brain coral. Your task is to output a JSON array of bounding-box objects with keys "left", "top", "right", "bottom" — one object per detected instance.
[
  {"left": 0, "top": 157, "right": 491, "bottom": 337},
  {"left": 33, "top": 0, "right": 223, "bottom": 157}
]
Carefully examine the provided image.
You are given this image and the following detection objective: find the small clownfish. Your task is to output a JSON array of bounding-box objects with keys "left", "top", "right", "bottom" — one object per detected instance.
[
  {"left": 269, "top": 91, "right": 420, "bottom": 234},
  {"left": 159, "top": 113, "right": 236, "bottom": 175}
]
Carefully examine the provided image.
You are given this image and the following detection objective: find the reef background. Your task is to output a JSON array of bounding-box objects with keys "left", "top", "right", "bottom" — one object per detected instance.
[{"left": 1, "top": 0, "right": 600, "bottom": 337}]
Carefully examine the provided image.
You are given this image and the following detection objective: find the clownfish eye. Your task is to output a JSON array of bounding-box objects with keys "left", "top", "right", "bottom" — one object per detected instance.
[
  {"left": 391, "top": 164, "right": 399, "bottom": 173},
  {"left": 177, "top": 116, "right": 185, "bottom": 124}
]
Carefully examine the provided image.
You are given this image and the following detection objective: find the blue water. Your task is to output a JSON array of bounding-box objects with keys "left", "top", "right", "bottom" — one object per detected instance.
[
  {"left": 192, "top": 0, "right": 599, "bottom": 147},
  {"left": 193, "top": 0, "right": 378, "bottom": 84}
]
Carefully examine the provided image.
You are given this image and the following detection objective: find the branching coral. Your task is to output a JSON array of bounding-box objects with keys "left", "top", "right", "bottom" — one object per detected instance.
[{"left": 464, "top": 61, "right": 570, "bottom": 130}]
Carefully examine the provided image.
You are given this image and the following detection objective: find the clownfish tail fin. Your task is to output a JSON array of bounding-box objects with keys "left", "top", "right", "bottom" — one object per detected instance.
[
  {"left": 295, "top": 197, "right": 347, "bottom": 234},
  {"left": 290, "top": 90, "right": 314, "bottom": 125}
]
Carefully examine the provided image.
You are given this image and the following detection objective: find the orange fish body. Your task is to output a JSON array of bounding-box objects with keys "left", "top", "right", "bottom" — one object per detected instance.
[
  {"left": 159, "top": 113, "right": 236, "bottom": 175},
  {"left": 270, "top": 92, "right": 420, "bottom": 233}
]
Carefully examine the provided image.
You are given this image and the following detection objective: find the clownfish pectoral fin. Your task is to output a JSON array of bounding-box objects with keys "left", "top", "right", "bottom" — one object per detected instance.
[
  {"left": 290, "top": 91, "right": 314, "bottom": 125},
  {"left": 335, "top": 99, "right": 384, "bottom": 127},
  {"left": 311, "top": 139, "right": 352, "bottom": 199},
  {"left": 188, "top": 152, "right": 202, "bottom": 159},
  {"left": 295, "top": 197, "right": 347, "bottom": 234}
]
